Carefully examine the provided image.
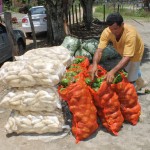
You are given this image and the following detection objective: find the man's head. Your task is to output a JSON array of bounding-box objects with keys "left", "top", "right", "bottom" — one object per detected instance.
[
  {"left": 106, "top": 12, "right": 124, "bottom": 38},
  {"left": 106, "top": 12, "right": 123, "bottom": 26}
]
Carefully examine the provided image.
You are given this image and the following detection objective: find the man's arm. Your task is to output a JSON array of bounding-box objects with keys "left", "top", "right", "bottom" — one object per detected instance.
[
  {"left": 106, "top": 56, "right": 130, "bottom": 83},
  {"left": 90, "top": 48, "right": 103, "bottom": 80},
  {"left": 93, "top": 48, "right": 103, "bottom": 65}
]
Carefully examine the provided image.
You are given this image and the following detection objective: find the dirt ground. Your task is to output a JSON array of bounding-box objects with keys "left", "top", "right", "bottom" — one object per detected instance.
[{"left": 0, "top": 20, "right": 150, "bottom": 150}]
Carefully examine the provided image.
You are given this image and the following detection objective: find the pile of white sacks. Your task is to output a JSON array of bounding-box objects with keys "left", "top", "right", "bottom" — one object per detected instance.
[{"left": 0, "top": 46, "right": 72, "bottom": 134}]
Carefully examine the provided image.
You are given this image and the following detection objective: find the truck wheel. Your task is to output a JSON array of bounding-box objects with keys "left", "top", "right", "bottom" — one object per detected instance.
[{"left": 17, "top": 40, "right": 26, "bottom": 55}]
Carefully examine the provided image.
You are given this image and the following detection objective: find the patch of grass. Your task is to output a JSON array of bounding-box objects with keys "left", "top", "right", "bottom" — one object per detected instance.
[
  {"left": 3, "top": 4, "right": 19, "bottom": 12},
  {"left": 94, "top": 5, "right": 150, "bottom": 21}
]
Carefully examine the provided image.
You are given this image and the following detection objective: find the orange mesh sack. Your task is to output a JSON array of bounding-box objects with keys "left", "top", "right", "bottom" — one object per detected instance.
[
  {"left": 58, "top": 79, "right": 98, "bottom": 143},
  {"left": 69, "top": 80, "right": 98, "bottom": 143},
  {"left": 111, "top": 77, "right": 141, "bottom": 125},
  {"left": 90, "top": 81, "right": 124, "bottom": 135},
  {"left": 67, "top": 64, "right": 89, "bottom": 79},
  {"left": 58, "top": 86, "right": 69, "bottom": 101},
  {"left": 58, "top": 72, "right": 86, "bottom": 100},
  {"left": 72, "top": 56, "right": 90, "bottom": 68},
  {"left": 67, "top": 64, "right": 87, "bottom": 74},
  {"left": 58, "top": 67, "right": 84, "bottom": 100}
]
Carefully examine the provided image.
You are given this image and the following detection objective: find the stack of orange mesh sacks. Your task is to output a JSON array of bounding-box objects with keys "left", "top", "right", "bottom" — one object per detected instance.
[
  {"left": 58, "top": 56, "right": 141, "bottom": 143},
  {"left": 58, "top": 56, "right": 98, "bottom": 143}
]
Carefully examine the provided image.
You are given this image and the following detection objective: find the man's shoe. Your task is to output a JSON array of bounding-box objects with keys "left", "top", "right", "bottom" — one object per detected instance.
[{"left": 135, "top": 77, "right": 148, "bottom": 91}]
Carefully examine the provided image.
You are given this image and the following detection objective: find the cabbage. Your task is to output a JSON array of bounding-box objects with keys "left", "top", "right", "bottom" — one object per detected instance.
[
  {"left": 81, "top": 38, "right": 99, "bottom": 55},
  {"left": 61, "top": 36, "right": 81, "bottom": 56},
  {"left": 75, "top": 48, "right": 92, "bottom": 62}
]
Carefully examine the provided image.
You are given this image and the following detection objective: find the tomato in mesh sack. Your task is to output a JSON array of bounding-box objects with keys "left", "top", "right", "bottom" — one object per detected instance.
[
  {"left": 90, "top": 76, "right": 105, "bottom": 91},
  {"left": 111, "top": 75, "right": 141, "bottom": 125},
  {"left": 82, "top": 71, "right": 104, "bottom": 87},
  {"left": 73, "top": 57, "right": 85, "bottom": 64},
  {"left": 60, "top": 78, "right": 70, "bottom": 87},
  {"left": 72, "top": 111, "right": 98, "bottom": 143},
  {"left": 58, "top": 85, "right": 68, "bottom": 100},
  {"left": 68, "top": 65, "right": 84, "bottom": 74},
  {"left": 59, "top": 69, "right": 81, "bottom": 88},
  {"left": 59, "top": 79, "right": 98, "bottom": 143},
  {"left": 60, "top": 76, "right": 77, "bottom": 88},
  {"left": 67, "top": 64, "right": 89, "bottom": 79},
  {"left": 89, "top": 81, "right": 124, "bottom": 135},
  {"left": 58, "top": 75, "right": 81, "bottom": 101},
  {"left": 84, "top": 77, "right": 92, "bottom": 85},
  {"left": 113, "top": 70, "right": 128, "bottom": 84},
  {"left": 72, "top": 56, "right": 90, "bottom": 68},
  {"left": 65, "top": 71, "right": 78, "bottom": 77}
]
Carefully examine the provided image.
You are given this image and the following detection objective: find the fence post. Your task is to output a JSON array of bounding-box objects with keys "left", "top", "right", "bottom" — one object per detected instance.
[
  {"left": 28, "top": 10, "right": 37, "bottom": 48},
  {"left": 117, "top": 4, "right": 120, "bottom": 13},
  {"left": 103, "top": 4, "right": 105, "bottom": 22},
  {"left": 75, "top": 5, "right": 78, "bottom": 24},
  {"left": 72, "top": 5, "right": 75, "bottom": 25},
  {"left": 68, "top": 10, "right": 72, "bottom": 32},
  {"left": 79, "top": 3, "right": 81, "bottom": 22},
  {"left": 4, "top": 12, "right": 19, "bottom": 59}
]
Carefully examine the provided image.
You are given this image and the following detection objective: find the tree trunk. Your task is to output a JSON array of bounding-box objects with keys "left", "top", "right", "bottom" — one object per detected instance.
[
  {"left": 79, "top": 0, "right": 94, "bottom": 29},
  {"left": 45, "top": 0, "right": 65, "bottom": 45},
  {"left": 63, "top": 0, "right": 74, "bottom": 35}
]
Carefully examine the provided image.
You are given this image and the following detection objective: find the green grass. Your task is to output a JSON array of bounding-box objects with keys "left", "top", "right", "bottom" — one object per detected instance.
[
  {"left": 93, "top": 5, "right": 150, "bottom": 22},
  {"left": 3, "top": 4, "right": 19, "bottom": 12}
]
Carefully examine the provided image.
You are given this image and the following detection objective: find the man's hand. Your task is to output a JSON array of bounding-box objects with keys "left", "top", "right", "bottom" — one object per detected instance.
[
  {"left": 105, "top": 70, "right": 115, "bottom": 84},
  {"left": 105, "top": 56, "right": 130, "bottom": 83},
  {"left": 90, "top": 48, "right": 103, "bottom": 80},
  {"left": 89, "top": 63, "right": 98, "bottom": 80}
]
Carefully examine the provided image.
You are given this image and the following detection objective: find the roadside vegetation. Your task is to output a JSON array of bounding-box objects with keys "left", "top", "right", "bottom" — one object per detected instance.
[{"left": 94, "top": 4, "right": 150, "bottom": 22}]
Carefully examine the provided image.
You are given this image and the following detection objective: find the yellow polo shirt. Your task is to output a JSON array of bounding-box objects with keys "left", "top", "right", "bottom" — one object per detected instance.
[{"left": 98, "top": 24, "right": 144, "bottom": 62}]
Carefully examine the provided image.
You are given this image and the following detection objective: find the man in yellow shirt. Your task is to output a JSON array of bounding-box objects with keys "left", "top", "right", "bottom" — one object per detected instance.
[{"left": 90, "top": 12, "right": 146, "bottom": 90}]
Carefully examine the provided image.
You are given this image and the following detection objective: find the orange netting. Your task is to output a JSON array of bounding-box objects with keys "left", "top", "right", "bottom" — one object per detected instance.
[
  {"left": 58, "top": 57, "right": 141, "bottom": 142},
  {"left": 73, "top": 56, "right": 90, "bottom": 68},
  {"left": 111, "top": 77, "right": 141, "bottom": 125},
  {"left": 90, "top": 81, "right": 124, "bottom": 135},
  {"left": 58, "top": 79, "right": 98, "bottom": 143}
]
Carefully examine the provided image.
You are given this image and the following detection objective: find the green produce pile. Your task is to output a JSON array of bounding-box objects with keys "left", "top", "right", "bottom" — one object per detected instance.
[
  {"left": 59, "top": 56, "right": 107, "bottom": 92},
  {"left": 59, "top": 56, "right": 87, "bottom": 89},
  {"left": 91, "top": 76, "right": 105, "bottom": 91},
  {"left": 59, "top": 56, "right": 127, "bottom": 92},
  {"left": 61, "top": 36, "right": 120, "bottom": 62}
]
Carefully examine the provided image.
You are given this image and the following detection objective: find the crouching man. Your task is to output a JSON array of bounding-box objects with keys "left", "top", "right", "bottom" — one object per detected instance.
[{"left": 90, "top": 12, "right": 146, "bottom": 91}]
